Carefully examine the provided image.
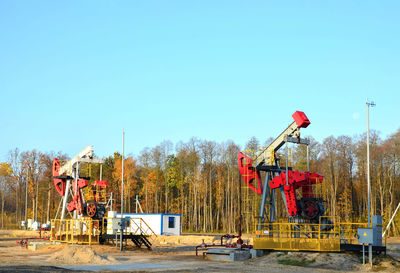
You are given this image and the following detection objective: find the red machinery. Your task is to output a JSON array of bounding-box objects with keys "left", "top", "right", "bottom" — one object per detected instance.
[
  {"left": 86, "top": 180, "right": 108, "bottom": 218},
  {"left": 52, "top": 146, "right": 108, "bottom": 220},
  {"left": 238, "top": 111, "right": 326, "bottom": 224},
  {"left": 269, "top": 170, "right": 323, "bottom": 219}
]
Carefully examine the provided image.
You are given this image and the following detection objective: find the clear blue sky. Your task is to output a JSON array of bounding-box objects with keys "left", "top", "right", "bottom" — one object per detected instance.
[{"left": 0, "top": 1, "right": 399, "bottom": 160}]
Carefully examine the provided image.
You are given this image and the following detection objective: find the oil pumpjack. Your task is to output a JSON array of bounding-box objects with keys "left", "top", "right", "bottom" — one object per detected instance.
[
  {"left": 238, "top": 111, "right": 329, "bottom": 228},
  {"left": 51, "top": 146, "right": 153, "bottom": 249},
  {"left": 52, "top": 146, "right": 110, "bottom": 220},
  {"left": 237, "top": 111, "right": 385, "bottom": 255},
  {"left": 199, "top": 111, "right": 329, "bottom": 260}
]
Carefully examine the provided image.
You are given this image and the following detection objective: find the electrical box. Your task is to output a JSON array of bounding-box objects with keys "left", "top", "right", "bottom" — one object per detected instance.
[
  {"left": 358, "top": 228, "right": 374, "bottom": 245},
  {"left": 372, "top": 215, "right": 383, "bottom": 246},
  {"left": 357, "top": 225, "right": 382, "bottom": 246},
  {"left": 112, "top": 218, "right": 123, "bottom": 230},
  {"left": 372, "top": 215, "right": 383, "bottom": 227}
]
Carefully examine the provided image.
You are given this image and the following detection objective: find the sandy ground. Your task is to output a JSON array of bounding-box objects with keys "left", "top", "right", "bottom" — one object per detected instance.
[{"left": 0, "top": 230, "right": 399, "bottom": 272}]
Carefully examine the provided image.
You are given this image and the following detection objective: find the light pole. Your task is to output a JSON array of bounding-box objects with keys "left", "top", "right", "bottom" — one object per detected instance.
[
  {"left": 25, "top": 177, "right": 28, "bottom": 230},
  {"left": 120, "top": 129, "right": 125, "bottom": 251},
  {"left": 366, "top": 99, "right": 375, "bottom": 228}
]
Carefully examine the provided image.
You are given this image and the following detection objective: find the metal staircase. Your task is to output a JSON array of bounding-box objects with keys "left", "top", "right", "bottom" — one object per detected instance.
[{"left": 129, "top": 218, "right": 157, "bottom": 249}]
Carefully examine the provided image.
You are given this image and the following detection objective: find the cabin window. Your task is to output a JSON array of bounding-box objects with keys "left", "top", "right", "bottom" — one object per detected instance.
[{"left": 168, "top": 217, "right": 175, "bottom": 228}]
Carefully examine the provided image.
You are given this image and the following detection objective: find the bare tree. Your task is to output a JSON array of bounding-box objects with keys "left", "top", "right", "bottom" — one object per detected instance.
[{"left": 0, "top": 163, "right": 12, "bottom": 228}]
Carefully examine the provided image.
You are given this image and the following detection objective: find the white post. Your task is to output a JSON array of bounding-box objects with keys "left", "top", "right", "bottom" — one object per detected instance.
[
  {"left": 24, "top": 178, "right": 28, "bottom": 230},
  {"left": 366, "top": 99, "right": 375, "bottom": 267},
  {"left": 366, "top": 100, "right": 375, "bottom": 227},
  {"left": 120, "top": 129, "right": 125, "bottom": 250},
  {"left": 35, "top": 178, "right": 39, "bottom": 222},
  {"left": 306, "top": 144, "right": 310, "bottom": 172},
  {"left": 135, "top": 195, "right": 138, "bottom": 213},
  {"left": 110, "top": 192, "right": 113, "bottom": 211},
  {"left": 362, "top": 244, "right": 365, "bottom": 264},
  {"left": 60, "top": 180, "right": 71, "bottom": 220},
  {"left": 121, "top": 130, "right": 124, "bottom": 215},
  {"left": 367, "top": 103, "right": 371, "bottom": 227},
  {"left": 74, "top": 163, "right": 79, "bottom": 219}
]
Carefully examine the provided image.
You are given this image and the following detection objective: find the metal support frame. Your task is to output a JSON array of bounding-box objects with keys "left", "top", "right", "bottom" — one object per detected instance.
[
  {"left": 257, "top": 169, "right": 284, "bottom": 231},
  {"left": 382, "top": 202, "right": 400, "bottom": 237},
  {"left": 280, "top": 186, "right": 289, "bottom": 215},
  {"left": 255, "top": 134, "right": 311, "bottom": 229},
  {"left": 60, "top": 180, "right": 71, "bottom": 220},
  {"left": 258, "top": 173, "right": 271, "bottom": 228}
]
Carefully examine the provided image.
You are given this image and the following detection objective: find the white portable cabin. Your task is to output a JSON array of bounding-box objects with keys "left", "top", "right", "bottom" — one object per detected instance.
[{"left": 117, "top": 213, "right": 181, "bottom": 236}]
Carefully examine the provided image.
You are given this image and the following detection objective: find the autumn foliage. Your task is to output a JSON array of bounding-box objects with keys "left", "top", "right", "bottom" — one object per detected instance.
[{"left": 1, "top": 130, "right": 400, "bottom": 235}]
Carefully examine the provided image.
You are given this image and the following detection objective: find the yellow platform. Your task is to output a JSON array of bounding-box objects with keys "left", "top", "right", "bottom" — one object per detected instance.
[{"left": 253, "top": 218, "right": 367, "bottom": 252}]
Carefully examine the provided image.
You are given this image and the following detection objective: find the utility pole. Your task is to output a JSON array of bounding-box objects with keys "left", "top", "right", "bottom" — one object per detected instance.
[
  {"left": 120, "top": 129, "right": 125, "bottom": 251},
  {"left": 366, "top": 100, "right": 375, "bottom": 228},
  {"left": 25, "top": 177, "right": 28, "bottom": 230},
  {"left": 366, "top": 99, "right": 375, "bottom": 267}
]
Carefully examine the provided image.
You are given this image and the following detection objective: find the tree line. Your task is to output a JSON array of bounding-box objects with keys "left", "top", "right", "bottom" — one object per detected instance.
[{"left": 0, "top": 129, "right": 399, "bottom": 235}]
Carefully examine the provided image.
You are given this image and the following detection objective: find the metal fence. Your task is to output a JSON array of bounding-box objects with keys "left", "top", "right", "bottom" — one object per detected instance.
[
  {"left": 51, "top": 218, "right": 100, "bottom": 245},
  {"left": 254, "top": 217, "right": 369, "bottom": 252}
]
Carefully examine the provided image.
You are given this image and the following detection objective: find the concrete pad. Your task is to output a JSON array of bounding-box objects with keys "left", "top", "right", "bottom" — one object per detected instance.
[
  {"left": 206, "top": 248, "right": 236, "bottom": 261},
  {"left": 64, "top": 263, "right": 176, "bottom": 271},
  {"left": 206, "top": 248, "right": 251, "bottom": 261},
  {"left": 230, "top": 250, "right": 251, "bottom": 261},
  {"left": 387, "top": 243, "right": 400, "bottom": 251},
  {"left": 27, "top": 241, "right": 51, "bottom": 251},
  {"left": 250, "top": 249, "right": 263, "bottom": 258}
]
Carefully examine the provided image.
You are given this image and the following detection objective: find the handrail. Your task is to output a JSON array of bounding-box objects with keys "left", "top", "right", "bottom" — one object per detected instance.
[
  {"left": 51, "top": 218, "right": 99, "bottom": 245},
  {"left": 130, "top": 217, "right": 157, "bottom": 236},
  {"left": 102, "top": 216, "right": 157, "bottom": 237}
]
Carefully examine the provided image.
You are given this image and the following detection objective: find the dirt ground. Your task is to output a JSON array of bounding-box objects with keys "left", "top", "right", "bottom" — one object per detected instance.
[{"left": 0, "top": 230, "right": 399, "bottom": 272}]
